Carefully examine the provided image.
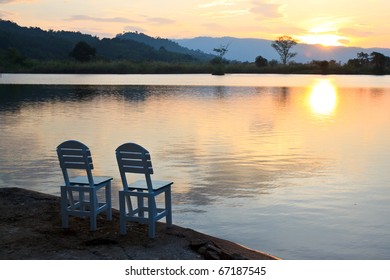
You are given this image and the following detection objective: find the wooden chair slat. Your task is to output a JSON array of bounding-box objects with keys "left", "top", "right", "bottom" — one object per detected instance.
[
  {"left": 62, "top": 155, "right": 92, "bottom": 163},
  {"left": 62, "top": 162, "right": 93, "bottom": 169},
  {"left": 58, "top": 148, "right": 91, "bottom": 156},
  {"left": 121, "top": 165, "right": 153, "bottom": 174},
  {"left": 117, "top": 151, "right": 150, "bottom": 160},
  {"left": 120, "top": 158, "right": 152, "bottom": 167}
]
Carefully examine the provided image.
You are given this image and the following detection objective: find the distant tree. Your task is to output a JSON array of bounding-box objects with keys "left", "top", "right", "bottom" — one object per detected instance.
[
  {"left": 318, "top": 60, "right": 329, "bottom": 74},
  {"left": 69, "top": 41, "right": 96, "bottom": 62},
  {"left": 329, "top": 60, "right": 339, "bottom": 67},
  {"left": 271, "top": 35, "right": 298, "bottom": 65},
  {"left": 370, "top": 51, "right": 386, "bottom": 73},
  {"left": 268, "top": 59, "right": 279, "bottom": 66},
  {"left": 255, "top": 55, "right": 268, "bottom": 67},
  {"left": 347, "top": 58, "right": 361, "bottom": 69},
  {"left": 6, "top": 47, "right": 26, "bottom": 65},
  {"left": 213, "top": 43, "right": 230, "bottom": 63},
  {"left": 357, "top": 52, "right": 369, "bottom": 66},
  {"left": 212, "top": 43, "right": 230, "bottom": 75}
]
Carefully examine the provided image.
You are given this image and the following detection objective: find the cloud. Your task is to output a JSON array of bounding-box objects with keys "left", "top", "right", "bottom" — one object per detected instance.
[
  {"left": 339, "top": 27, "right": 374, "bottom": 37},
  {"left": 201, "top": 8, "right": 249, "bottom": 19},
  {"left": 219, "top": 9, "right": 248, "bottom": 16},
  {"left": 65, "top": 15, "right": 135, "bottom": 23},
  {"left": 354, "top": 23, "right": 373, "bottom": 29},
  {"left": 198, "top": 0, "right": 235, "bottom": 8},
  {"left": 147, "top": 17, "right": 176, "bottom": 25},
  {"left": 123, "top": 26, "right": 147, "bottom": 34},
  {"left": 0, "top": 0, "right": 36, "bottom": 3},
  {"left": 201, "top": 22, "right": 226, "bottom": 32},
  {"left": 338, "top": 38, "right": 350, "bottom": 45},
  {"left": 0, "top": 9, "right": 13, "bottom": 18},
  {"left": 250, "top": 1, "right": 284, "bottom": 19},
  {"left": 197, "top": 0, "right": 249, "bottom": 18}
]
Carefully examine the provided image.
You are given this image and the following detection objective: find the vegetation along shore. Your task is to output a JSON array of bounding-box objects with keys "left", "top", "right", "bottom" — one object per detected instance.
[{"left": 1, "top": 20, "right": 389, "bottom": 75}]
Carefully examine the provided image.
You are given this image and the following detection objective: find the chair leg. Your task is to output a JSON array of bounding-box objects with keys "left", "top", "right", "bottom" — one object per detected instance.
[
  {"left": 89, "top": 189, "right": 97, "bottom": 231},
  {"left": 60, "top": 186, "right": 69, "bottom": 229},
  {"left": 119, "top": 191, "right": 127, "bottom": 235},
  {"left": 148, "top": 196, "right": 157, "bottom": 239},
  {"left": 79, "top": 190, "right": 85, "bottom": 212},
  {"left": 68, "top": 189, "right": 75, "bottom": 210},
  {"left": 137, "top": 190, "right": 144, "bottom": 218},
  {"left": 106, "top": 182, "right": 112, "bottom": 221},
  {"left": 125, "top": 196, "right": 134, "bottom": 215},
  {"left": 165, "top": 188, "right": 172, "bottom": 228}
]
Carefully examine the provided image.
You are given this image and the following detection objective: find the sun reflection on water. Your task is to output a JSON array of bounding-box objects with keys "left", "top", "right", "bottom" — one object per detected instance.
[{"left": 308, "top": 79, "right": 338, "bottom": 116}]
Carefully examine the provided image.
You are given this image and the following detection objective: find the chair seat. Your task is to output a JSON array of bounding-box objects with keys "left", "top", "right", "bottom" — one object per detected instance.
[
  {"left": 127, "top": 180, "right": 173, "bottom": 191},
  {"left": 69, "top": 176, "right": 113, "bottom": 186}
]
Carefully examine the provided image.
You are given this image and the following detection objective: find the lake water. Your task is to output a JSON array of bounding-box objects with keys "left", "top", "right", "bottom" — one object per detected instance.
[{"left": 1, "top": 73, "right": 390, "bottom": 259}]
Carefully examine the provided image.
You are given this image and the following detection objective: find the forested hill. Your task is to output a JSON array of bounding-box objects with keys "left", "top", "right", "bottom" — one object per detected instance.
[
  {"left": 0, "top": 20, "right": 200, "bottom": 62},
  {"left": 116, "top": 32, "right": 214, "bottom": 61}
]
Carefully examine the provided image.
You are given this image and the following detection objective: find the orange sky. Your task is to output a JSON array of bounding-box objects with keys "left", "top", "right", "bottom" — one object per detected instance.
[{"left": 1, "top": 0, "right": 389, "bottom": 48}]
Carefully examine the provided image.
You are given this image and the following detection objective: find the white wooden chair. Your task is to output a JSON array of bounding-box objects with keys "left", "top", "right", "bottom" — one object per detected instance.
[
  {"left": 56, "top": 140, "right": 112, "bottom": 231},
  {"left": 115, "top": 143, "right": 173, "bottom": 238}
]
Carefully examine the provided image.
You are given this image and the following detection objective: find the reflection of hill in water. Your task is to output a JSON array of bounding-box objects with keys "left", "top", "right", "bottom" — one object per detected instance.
[{"left": 0, "top": 84, "right": 151, "bottom": 112}]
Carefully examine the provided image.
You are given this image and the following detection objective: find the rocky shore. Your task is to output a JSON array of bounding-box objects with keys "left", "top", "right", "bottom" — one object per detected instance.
[{"left": 0, "top": 187, "right": 278, "bottom": 260}]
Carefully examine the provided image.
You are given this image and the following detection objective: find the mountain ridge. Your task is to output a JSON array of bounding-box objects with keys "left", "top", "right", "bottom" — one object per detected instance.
[
  {"left": 116, "top": 32, "right": 214, "bottom": 61},
  {"left": 0, "top": 19, "right": 200, "bottom": 63}
]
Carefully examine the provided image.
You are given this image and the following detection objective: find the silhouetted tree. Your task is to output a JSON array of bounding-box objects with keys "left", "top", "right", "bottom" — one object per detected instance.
[
  {"left": 319, "top": 60, "right": 329, "bottom": 74},
  {"left": 255, "top": 55, "right": 268, "bottom": 67},
  {"left": 347, "top": 58, "right": 360, "bottom": 68},
  {"left": 370, "top": 51, "right": 388, "bottom": 74},
  {"left": 69, "top": 41, "right": 96, "bottom": 62},
  {"left": 357, "top": 52, "right": 369, "bottom": 66},
  {"left": 268, "top": 59, "right": 279, "bottom": 66},
  {"left": 212, "top": 43, "right": 230, "bottom": 75},
  {"left": 213, "top": 43, "right": 230, "bottom": 63},
  {"left": 271, "top": 35, "right": 298, "bottom": 65}
]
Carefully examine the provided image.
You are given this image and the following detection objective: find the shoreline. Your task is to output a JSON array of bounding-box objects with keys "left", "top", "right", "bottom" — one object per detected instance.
[{"left": 0, "top": 187, "right": 278, "bottom": 260}]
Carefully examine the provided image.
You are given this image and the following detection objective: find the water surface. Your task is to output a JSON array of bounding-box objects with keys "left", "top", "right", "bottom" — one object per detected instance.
[{"left": 1, "top": 74, "right": 390, "bottom": 259}]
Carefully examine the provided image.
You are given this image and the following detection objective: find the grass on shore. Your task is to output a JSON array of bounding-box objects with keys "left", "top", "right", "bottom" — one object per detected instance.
[{"left": 1, "top": 58, "right": 389, "bottom": 75}]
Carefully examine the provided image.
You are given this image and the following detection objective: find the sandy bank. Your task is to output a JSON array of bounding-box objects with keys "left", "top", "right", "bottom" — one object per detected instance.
[{"left": 0, "top": 187, "right": 278, "bottom": 260}]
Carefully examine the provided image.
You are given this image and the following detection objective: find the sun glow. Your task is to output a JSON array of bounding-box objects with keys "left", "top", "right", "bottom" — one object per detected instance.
[
  {"left": 299, "top": 34, "right": 347, "bottom": 47},
  {"left": 309, "top": 79, "right": 338, "bottom": 115},
  {"left": 297, "top": 20, "right": 349, "bottom": 46}
]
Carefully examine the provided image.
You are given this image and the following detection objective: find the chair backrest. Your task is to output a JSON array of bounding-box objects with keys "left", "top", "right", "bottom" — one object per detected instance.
[
  {"left": 57, "top": 140, "right": 94, "bottom": 186},
  {"left": 115, "top": 143, "right": 154, "bottom": 191}
]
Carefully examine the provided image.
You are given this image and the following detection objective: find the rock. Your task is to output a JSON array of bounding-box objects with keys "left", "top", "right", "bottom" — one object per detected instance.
[{"left": 0, "top": 187, "right": 279, "bottom": 260}]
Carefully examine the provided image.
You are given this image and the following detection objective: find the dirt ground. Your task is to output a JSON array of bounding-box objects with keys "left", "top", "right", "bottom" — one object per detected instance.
[{"left": 0, "top": 187, "right": 278, "bottom": 260}]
